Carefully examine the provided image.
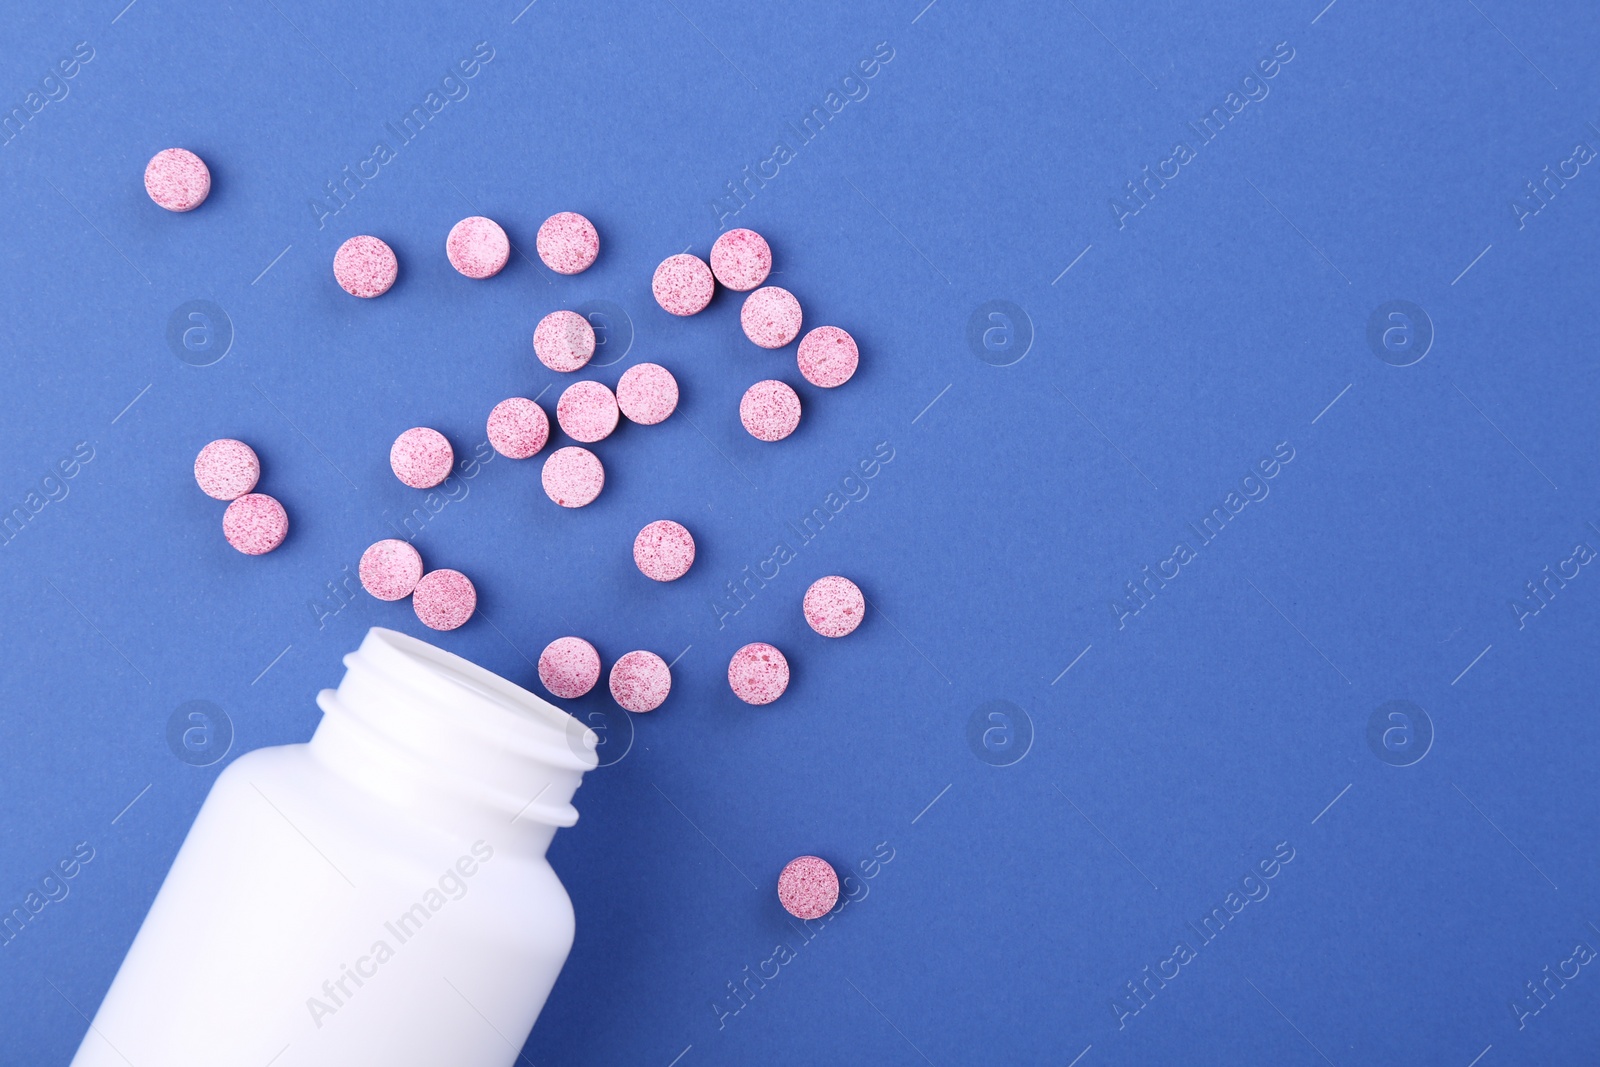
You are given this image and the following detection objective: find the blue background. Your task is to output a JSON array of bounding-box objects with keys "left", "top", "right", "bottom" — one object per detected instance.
[{"left": 2, "top": 0, "right": 1598, "bottom": 1063}]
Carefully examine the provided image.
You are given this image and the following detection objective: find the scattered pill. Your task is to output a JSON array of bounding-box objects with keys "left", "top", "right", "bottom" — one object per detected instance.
[
  {"left": 412, "top": 569, "right": 476, "bottom": 631},
  {"left": 797, "top": 326, "right": 859, "bottom": 389},
  {"left": 536, "top": 212, "right": 599, "bottom": 275},
  {"left": 359, "top": 539, "right": 424, "bottom": 601},
  {"left": 144, "top": 148, "right": 210, "bottom": 212},
  {"left": 534, "top": 310, "right": 597, "bottom": 372},
  {"left": 446, "top": 216, "right": 510, "bottom": 279},
  {"left": 709, "top": 228, "right": 772, "bottom": 291},
  {"left": 193, "top": 439, "right": 259, "bottom": 501},
  {"left": 777, "top": 856, "right": 840, "bottom": 920},
  {"left": 633, "top": 520, "right": 695, "bottom": 582},
  {"left": 652, "top": 253, "right": 715, "bottom": 316},
  {"left": 556, "top": 381, "right": 620, "bottom": 444},
  {"left": 539, "top": 636, "right": 601, "bottom": 699},
  {"left": 333, "top": 236, "right": 398, "bottom": 298},
  {"left": 390, "top": 427, "right": 454, "bottom": 489},
  {"left": 739, "top": 380, "right": 802, "bottom": 442},
  {"left": 609, "top": 650, "right": 672, "bottom": 713},
  {"left": 803, "top": 575, "right": 865, "bottom": 637},
  {"left": 486, "top": 397, "right": 550, "bottom": 459},
  {"left": 615, "top": 363, "right": 679, "bottom": 425},
  {"left": 740, "top": 286, "right": 802, "bottom": 348},
  {"left": 222, "top": 493, "right": 288, "bottom": 555},
  {"left": 728, "top": 642, "right": 789, "bottom": 705},
  {"left": 541, "top": 446, "right": 605, "bottom": 507}
]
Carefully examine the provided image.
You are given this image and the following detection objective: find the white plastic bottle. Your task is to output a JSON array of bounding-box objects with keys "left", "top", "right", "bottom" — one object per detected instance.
[{"left": 70, "top": 627, "right": 599, "bottom": 1067}]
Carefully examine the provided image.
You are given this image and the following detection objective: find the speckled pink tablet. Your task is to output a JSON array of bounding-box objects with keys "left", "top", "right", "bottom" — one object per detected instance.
[
  {"left": 778, "top": 856, "right": 840, "bottom": 920},
  {"left": 728, "top": 642, "right": 789, "bottom": 705},
  {"left": 412, "top": 569, "right": 476, "bottom": 631},
  {"left": 710, "top": 228, "right": 772, "bottom": 291},
  {"left": 615, "top": 363, "right": 679, "bottom": 425},
  {"left": 541, "top": 446, "right": 604, "bottom": 507},
  {"left": 446, "top": 216, "right": 510, "bottom": 279},
  {"left": 556, "top": 381, "right": 620, "bottom": 444},
  {"left": 536, "top": 212, "right": 599, "bottom": 275},
  {"left": 359, "top": 539, "right": 424, "bottom": 601},
  {"left": 741, "top": 286, "right": 802, "bottom": 348},
  {"left": 333, "top": 236, "right": 398, "bottom": 298},
  {"left": 652, "top": 253, "right": 715, "bottom": 316},
  {"left": 804, "top": 575, "right": 865, "bottom": 637},
  {"left": 193, "top": 438, "right": 259, "bottom": 501},
  {"left": 539, "top": 636, "right": 601, "bottom": 699},
  {"left": 797, "top": 326, "right": 859, "bottom": 389},
  {"left": 740, "top": 380, "right": 802, "bottom": 442},
  {"left": 633, "top": 520, "right": 695, "bottom": 582},
  {"left": 222, "top": 493, "right": 288, "bottom": 555},
  {"left": 533, "top": 310, "right": 596, "bottom": 373},
  {"left": 390, "top": 427, "right": 454, "bottom": 489},
  {"left": 144, "top": 148, "right": 210, "bottom": 212},
  {"left": 609, "top": 650, "right": 672, "bottom": 713},
  {"left": 486, "top": 397, "right": 549, "bottom": 459}
]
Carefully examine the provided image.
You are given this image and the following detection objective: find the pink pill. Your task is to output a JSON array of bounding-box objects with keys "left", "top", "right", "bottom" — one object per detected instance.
[
  {"left": 777, "top": 856, "right": 840, "bottom": 920},
  {"left": 728, "top": 642, "right": 789, "bottom": 705},
  {"left": 536, "top": 212, "right": 599, "bottom": 275},
  {"left": 193, "top": 438, "right": 259, "bottom": 501},
  {"left": 709, "top": 228, "right": 772, "bottom": 292},
  {"left": 446, "top": 216, "right": 510, "bottom": 279},
  {"left": 390, "top": 427, "right": 454, "bottom": 489},
  {"left": 652, "top": 253, "right": 715, "bottom": 316},
  {"left": 804, "top": 575, "right": 865, "bottom": 637},
  {"left": 534, "top": 310, "right": 597, "bottom": 373},
  {"left": 633, "top": 520, "right": 695, "bottom": 582},
  {"left": 556, "top": 381, "right": 620, "bottom": 444},
  {"left": 144, "top": 148, "right": 210, "bottom": 212},
  {"left": 222, "top": 493, "right": 288, "bottom": 556},
  {"left": 541, "top": 446, "right": 604, "bottom": 508},
  {"left": 797, "top": 326, "right": 859, "bottom": 389},
  {"left": 360, "top": 539, "right": 424, "bottom": 602},
  {"left": 609, "top": 650, "right": 672, "bottom": 713},
  {"left": 741, "top": 286, "right": 802, "bottom": 348},
  {"left": 333, "top": 236, "right": 398, "bottom": 298},
  {"left": 539, "top": 636, "right": 601, "bottom": 699},
  {"left": 412, "top": 568, "right": 476, "bottom": 631},
  {"left": 615, "top": 363, "right": 679, "bottom": 425},
  {"left": 740, "top": 380, "right": 802, "bottom": 442},
  {"left": 486, "top": 397, "right": 550, "bottom": 459}
]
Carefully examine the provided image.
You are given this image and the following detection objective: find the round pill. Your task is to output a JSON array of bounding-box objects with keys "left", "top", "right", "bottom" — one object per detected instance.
[
  {"left": 536, "top": 212, "right": 599, "bottom": 275},
  {"left": 556, "top": 381, "right": 620, "bottom": 444},
  {"left": 541, "top": 446, "right": 604, "bottom": 507},
  {"left": 804, "top": 576, "right": 865, "bottom": 637},
  {"left": 359, "top": 539, "right": 424, "bottom": 601},
  {"left": 615, "top": 363, "right": 679, "bottom": 425},
  {"left": 739, "top": 380, "right": 802, "bottom": 442},
  {"left": 609, "top": 650, "right": 672, "bottom": 713},
  {"left": 539, "top": 636, "right": 601, "bottom": 699},
  {"left": 446, "top": 216, "right": 510, "bottom": 279},
  {"left": 144, "top": 148, "right": 210, "bottom": 212},
  {"left": 728, "top": 642, "right": 789, "bottom": 705},
  {"left": 486, "top": 397, "right": 550, "bottom": 459},
  {"left": 710, "top": 228, "right": 772, "bottom": 291},
  {"left": 193, "top": 439, "right": 259, "bottom": 500},
  {"left": 333, "top": 236, "right": 398, "bottom": 298},
  {"left": 740, "top": 286, "right": 803, "bottom": 348},
  {"left": 633, "top": 520, "right": 695, "bottom": 582},
  {"left": 797, "top": 326, "right": 859, "bottom": 389},
  {"left": 412, "top": 569, "right": 476, "bottom": 631},
  {"left": 390, "top": 427, "right": 454, "bottom": 489},
  {"left": 222, "top": 493, "right": 288, "bottom": 556},
  {"left": 652, "top": 253, "right": 715, "bottom": 316},
  {"left": 777, "top": 856, "right": 840, "bottom": 920},
  {"left": 534, "top": 310, "right": 596, "bottom": 373}
]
